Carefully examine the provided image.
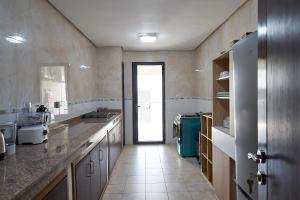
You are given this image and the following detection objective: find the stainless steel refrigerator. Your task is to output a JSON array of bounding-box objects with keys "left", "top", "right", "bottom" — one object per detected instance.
[{"left": 233, "top": 32, "right": 258, "bottom": 200}]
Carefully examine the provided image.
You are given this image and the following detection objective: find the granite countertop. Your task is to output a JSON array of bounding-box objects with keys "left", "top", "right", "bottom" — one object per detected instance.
[{"left": 0, "top": 112, "right": 121, "bottom": 200}]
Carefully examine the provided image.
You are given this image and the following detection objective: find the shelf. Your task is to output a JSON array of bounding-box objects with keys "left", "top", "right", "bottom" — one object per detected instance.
[
  {"left": 216, "top": 96, "right": 230, "bottom": 100},
  {"left": 203, "top": 114, "right": 213, "bottom": 119},
  {"left": 202, "top": 153, "right": 208, "bottom": 159},
  {"left": 201, "top": 114, "right": 213, "bottom": 184},
  {"left": 216, "top": 76, "right": 230, "bottom": 81},
  {"left": 214, "top": 126, "right": 230, "bottom": 135}
]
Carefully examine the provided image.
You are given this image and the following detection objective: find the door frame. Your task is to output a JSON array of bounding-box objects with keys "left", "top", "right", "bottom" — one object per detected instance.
[
  {"left": 122, "top": 62, "right": 125, "bottom": 145},
  {"left": 132, "top": 62, "right": 166, "bottom": 144},
  {"left": 258, "top": 0, "right": 267, "bottom": 199}
]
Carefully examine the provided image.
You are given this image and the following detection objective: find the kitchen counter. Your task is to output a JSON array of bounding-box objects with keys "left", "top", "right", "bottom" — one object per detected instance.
[{"left": 0, "top": 111, "right": 121, "bottom": 200}]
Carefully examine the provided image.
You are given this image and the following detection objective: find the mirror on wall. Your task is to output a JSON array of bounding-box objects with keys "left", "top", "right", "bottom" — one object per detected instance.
[{"left": 40, "top": 65, "right": 68, "bottom": 115}]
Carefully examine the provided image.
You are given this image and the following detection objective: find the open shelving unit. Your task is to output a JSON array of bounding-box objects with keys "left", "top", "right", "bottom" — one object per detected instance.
[
  {"left": 211, "top": 50, "right": 236, "bottom": 200},
  {"left": 212, "top": 51, "right": 233, "bottom": 136},
  {"left": 201, "top": 114, "right": 213, "bottom": 183}
]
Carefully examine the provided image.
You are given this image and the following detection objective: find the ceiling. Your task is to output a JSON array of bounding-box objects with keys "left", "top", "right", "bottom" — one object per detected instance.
[{"left": 49, "top": 0, "right": 247, "bottom": 51}]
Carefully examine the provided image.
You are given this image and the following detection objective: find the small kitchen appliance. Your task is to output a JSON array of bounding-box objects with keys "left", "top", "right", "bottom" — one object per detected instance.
[
  {"left": 0, "top": 121, "right": 17, "bottom": 155},
  {"left": 18, "top": 124, "right": 48, "bottom": 144},
  {"left": 0, "top": 130, "right": 5, "bottom": 160},
  {"left": 18, "top": 111, "right": 51, "bottom": 144},
  {"left": 173, "top": 113, "right": 201, "bottom": 157}
]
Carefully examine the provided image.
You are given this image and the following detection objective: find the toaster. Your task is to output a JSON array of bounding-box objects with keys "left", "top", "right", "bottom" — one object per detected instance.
[{"left": 18, "top": 125, "right": 48, "bottom": 144}]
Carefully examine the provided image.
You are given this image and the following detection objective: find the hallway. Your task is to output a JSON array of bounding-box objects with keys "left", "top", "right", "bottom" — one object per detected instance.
[{"left": 103, "top": 145, "right": 218, "bottom": 200}]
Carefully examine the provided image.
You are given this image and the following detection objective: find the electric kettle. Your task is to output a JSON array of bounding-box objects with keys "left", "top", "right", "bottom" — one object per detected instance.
[{"left": 0, "top": 129, "right": 5, "bottom": 160}]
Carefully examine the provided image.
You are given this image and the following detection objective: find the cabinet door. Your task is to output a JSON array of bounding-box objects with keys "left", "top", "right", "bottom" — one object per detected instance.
[
  {"left": 99, "top": 136, "right": 108, "bottom": 194},
  {"left": 213, "top": 145, "right": 230, "bottom": 200},
  {"left": 90, "top": 144, "right": 101, "bottom": 200},
  {"left": 76, "top": 154, "right": 91, "bottom": 200},
  {"left": 116, "top": 121, "right": 122, "bottom": 155},
  {"left": 43, "top": 177, "right": 68, "bottom": 200},
  {"left": 108, "top": 128, "right": 116, "bottom": 175}
]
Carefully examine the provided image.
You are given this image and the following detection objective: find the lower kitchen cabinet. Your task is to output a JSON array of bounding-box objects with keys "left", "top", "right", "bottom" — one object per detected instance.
[
  {"left": 90, "top": 144, "right": 102, "bottom": 200},
  {"left": 212, "top": 145, "right": 236, "bottom": 200},
  {"left": 108, "top": 121, "right": 122, "bottom": 175},
  {"left": 34, "top": 170, "right": 68, "bottom": 200},
  {"left": 75, "top": 136, "right": 108, "bottom": 200},
  {"left": 99, "top": 135, "right": 108, "bottom": 195},
  {"left": 75, "top": 150, "right": 92, "bottom": 200},
  {"left": 43, "top": 177, "right": 68, "bottom": 200}
]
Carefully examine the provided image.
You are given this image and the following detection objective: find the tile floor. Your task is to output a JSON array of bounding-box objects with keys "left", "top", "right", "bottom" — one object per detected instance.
[{"left": 102, "top": 145, "right": 218, "bottom": 200}]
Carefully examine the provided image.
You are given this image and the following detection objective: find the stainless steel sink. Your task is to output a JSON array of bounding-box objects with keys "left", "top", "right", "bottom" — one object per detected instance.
[{"left": 82, "top": 111, "right": 116, "bottom": 119}]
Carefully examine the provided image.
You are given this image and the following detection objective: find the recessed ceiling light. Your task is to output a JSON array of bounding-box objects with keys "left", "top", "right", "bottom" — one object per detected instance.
[
  {"left": 138, "top": 33, "right": 157, "bottom": 43},
  {"left": 80, "top": 65, "right": 90, "bottom": 70},
  {"left": 5, "top": 34, "right": 26, "bottom": 44}
]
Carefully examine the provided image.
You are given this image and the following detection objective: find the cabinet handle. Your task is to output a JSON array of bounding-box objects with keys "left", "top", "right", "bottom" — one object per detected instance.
[
  {"left": 99, "top": 149, "right": 103, "bottom": 161},
  {"left": 86, "top": 163, "right": 92, "bottom": 177},
  {"left": 90, "top": 160, "right": 94, "bottom": 174},
  {"left": 113, "top": 134, "right": 116, "bottom": 142}
]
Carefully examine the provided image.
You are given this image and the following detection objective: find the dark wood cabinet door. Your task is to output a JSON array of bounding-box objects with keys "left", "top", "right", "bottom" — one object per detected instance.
[
  {"left": 76, "top": 154, "right": 91, "bottom": 200},
  {"left": 43, "top": 177, "right": 68, "bottom": 200},
  {"left": 90, "top": 145, "right": 101, "bottom": 200},
  {"left": 99, "top": 136, "right": 108, "bottom": 194}
]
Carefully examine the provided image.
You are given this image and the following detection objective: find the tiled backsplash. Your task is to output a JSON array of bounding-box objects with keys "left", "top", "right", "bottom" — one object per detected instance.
[{"left": 0, "top": 97, "right": 122, "bottom": 125}]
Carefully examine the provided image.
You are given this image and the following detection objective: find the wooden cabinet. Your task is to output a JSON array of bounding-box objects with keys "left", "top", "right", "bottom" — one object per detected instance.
[
  {"left": 201, "top": 114, "right": 213, "bottom": 184},
  {"left": 211, "top": 50, "right": 236, "bottom": 199},
  {"left": 213, "top": 145, "right": 236, "bottom": 200},
  {"left": 34, "top": 170, "right": 68, "bottom": 200},
  {"left": 75, "top": 136, "right": 108, "bottom": 200},
  {"left": 108, "top": 120, "right": 122, "bottom": 175}
]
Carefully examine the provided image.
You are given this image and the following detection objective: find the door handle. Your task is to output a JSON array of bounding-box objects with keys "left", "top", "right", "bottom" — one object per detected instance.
[
  {"left": 256, "top": 171, "right": 267, "bottom": 185},
  {"left": 248, "top": 150, "right": 267, "bottom": 163}
]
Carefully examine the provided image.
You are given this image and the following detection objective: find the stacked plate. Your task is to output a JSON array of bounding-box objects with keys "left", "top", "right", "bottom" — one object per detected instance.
[{"left": 217, "top": 92, "right": 230, "bottom": 98}]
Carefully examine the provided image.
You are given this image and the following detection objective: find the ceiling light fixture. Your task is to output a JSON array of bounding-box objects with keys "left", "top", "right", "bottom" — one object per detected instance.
[
  {"left": 138, "top": 33, "right": 157, "bottom": 43},
  {"left": 5, "top": 34, "right": 27, "bottom": 44},
  {"left": 80, "top": 65, "right": 90, "bottom": 70}
]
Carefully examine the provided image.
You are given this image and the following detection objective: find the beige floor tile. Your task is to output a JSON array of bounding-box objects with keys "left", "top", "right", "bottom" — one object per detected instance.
[
  {"left": 123, "top": 183, "right": 145, "bottom": 193},
  {"left": 146, "top": 175, "right": 165, "bottom": 183},
  {"left": 109, "top": 176, "right": 127, "bottom": 184},
  {"left": 168, "top": 192, "right": 192, "bottom": 200},
  {"left": 102, "top": 193, "right": 123, "bottom": 200},
  {"left": 166, "top": 182, "right": 187, "bottom": 192},
  {"left": 103, "top": 145, "right": 218, "bottom": 200},
  {"left": 122, "top": 193, "right": 145, "bottom": 200},
  {"left": 146, "top": 169, "right": 164, "bottom": 176},
  {"left": 190, "top": 191, "right": 218, "bottom": 200},
  {"left": 128, "top": 169, "right": 145, "bottom": 176},
  {"left": 126, "top": 176, "right": 145, "bottom": 184},
  {"left": 146, "top": 183, "right": 167, "bottom": 193},
  {"left": 105, "top": 184, "right": 125, "bottom": 194},
  {"left": 146, "top": 193, "right": 168, "bottom": 200}
]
